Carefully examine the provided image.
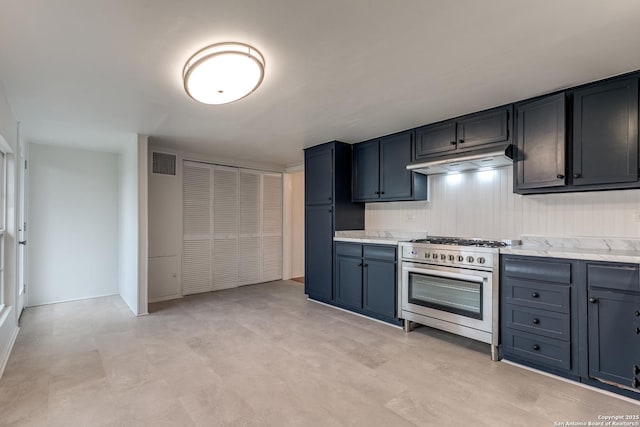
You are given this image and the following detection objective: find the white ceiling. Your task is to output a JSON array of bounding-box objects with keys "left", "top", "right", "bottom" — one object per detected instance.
[{"left": 1, "top": 0, "right": 640, "bottom": 166}]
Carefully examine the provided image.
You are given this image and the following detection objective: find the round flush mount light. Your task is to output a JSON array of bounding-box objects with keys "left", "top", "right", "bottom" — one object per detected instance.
[{"left": 183, "top": 42, "right": 265, "bottom": 105}]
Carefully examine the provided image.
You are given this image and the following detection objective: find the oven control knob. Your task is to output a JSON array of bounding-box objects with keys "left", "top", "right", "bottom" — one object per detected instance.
[
  {"left": 467, "top": 256, "right": 474, "bottom": 263},
  {"left": 432, "top": 253, "right": 438, "bottom": 259},
  {"left": 477, "top": 257, "right": 485, "bottom": 264},
  {"left": 440, "top": 254, "right": 446, "bottom": 260},
  {"left": 448, "top": 255, "right": 455, "bottom": 261},
  {"left": 457, "top": 255, "right": 464, "bottom": 262}
]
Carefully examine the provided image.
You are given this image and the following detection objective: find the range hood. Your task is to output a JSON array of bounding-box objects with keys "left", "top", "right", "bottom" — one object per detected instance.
[{"left": 407, "top": 144, "right": 514, "bottom": 176}]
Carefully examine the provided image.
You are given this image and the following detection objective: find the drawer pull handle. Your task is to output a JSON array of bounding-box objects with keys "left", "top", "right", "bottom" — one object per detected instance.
[
  {"left": 636, "top": 311, "right": 640, "bottom": 317},
  {"left": 636, "top": 327, "right": 640, "bottom": 335},
  {"left": 589, "top": 297, "right": 597, "bottom": 303},
  {"left": 634, "top": 378, "right": 640, "bottom": 389},
  {"left": 531, "top": 292, "right": 539, "bottom": 298},
  {"left": 532, "top": 344, "right": 540, "bottom": 351},
  {"left": 556, "top": 174, "right": 564, "bottom": 179},
  {"left": 450, "top": 140, "right": 457, "bottom": 146},
  {"left": 634, "top": 365, "right": 639, "bottom": 375},
  {"left": 532, "top": 318, "right": 540, "bottom": 325}
]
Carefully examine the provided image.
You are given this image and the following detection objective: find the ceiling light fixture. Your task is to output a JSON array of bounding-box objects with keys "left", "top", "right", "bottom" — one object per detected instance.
[{"left": 183, "top": 42, "right": 265, "bottom": 105}]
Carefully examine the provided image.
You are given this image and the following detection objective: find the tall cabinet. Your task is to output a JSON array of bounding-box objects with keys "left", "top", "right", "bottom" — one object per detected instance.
[{"left": 304, "top": 141, "right": 365, "bottom": 303}]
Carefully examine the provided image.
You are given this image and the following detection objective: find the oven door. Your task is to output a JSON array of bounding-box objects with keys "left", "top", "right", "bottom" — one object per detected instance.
[{"left": 401, "top": 262, "right": 493, "bottom": 333}]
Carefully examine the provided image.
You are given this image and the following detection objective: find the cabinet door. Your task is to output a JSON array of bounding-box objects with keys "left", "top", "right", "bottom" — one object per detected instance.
[
  {"left": 363, "top": 259, "right": 396, "bottom": 319},
  {"left": 305, "top": 145, "right": 333, "bottom": 205},
  {"left": 414, "top": 121, "right": 457, "bottom": 159},
  {"left": 335, "top": 255, "right": 363, "bottom": 309},
  {"left": 587, "top": 290, "right": 640, "bottom": 390},
  {"left": 573, "top": 78, "right": 639, "bottom": 186},
  {"left": 515, "top": 94, "right": 566, "bottom": 190},
  {"left": 304, "top": 206, "right": 334, "bottom": 302},
  {"left": 352, "top": 139, "right": 380, "bottom": 201},
  {"left": 380, "top": 132, "right": 413, "bottom": 200},
  {"left": 456, "top": 106, "right": 511, "bottom": 150}
]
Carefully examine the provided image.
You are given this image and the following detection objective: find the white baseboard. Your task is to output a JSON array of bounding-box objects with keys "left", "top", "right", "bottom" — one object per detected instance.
[
  {"left": 26, "top": 292, "right": 120, "bottom": 307},
  {"left": 148, "top": 294, "right": 182, "bottom": 303}
]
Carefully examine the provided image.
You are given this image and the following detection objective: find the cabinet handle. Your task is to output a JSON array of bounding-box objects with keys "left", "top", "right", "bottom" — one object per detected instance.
[
  {"left": 634, "top": 378, "right": 640, "bottom": 389},
  {"left": 573, "top": 173, "right": 581, "bottom": 178},
  {"left": 450, "top": 141, "right": 457, "bottom": 146},
  {"left": 380, "top": 191, "right": 385, "bottom": 195},
  {"left": 328, "top": 197, "right": 332, "bottom": 201},
  {"left": 635, "top": 311, "right": 640, "bottom": 317},
  {"left": 532, "top": 318, "right": 540, "bottom": 325},
  {"left": 531, "top": 292, "right": 539, "bottom": 298},
  {"left": 634, "top": 365, "right": 639, "bottom": 375},
  {"left": 556, "top": 174, "right": 564, "bottom": 179},
  {"left": 636, "top": 327, "right": 640, "bottom": 335},
  {"left": 363, "top": 264, "right": 368, "bottom": 267},
  {"left": 358, "top": 263, "right": 363, "bottom": 267},
  {"left": 328, "top": 209, "right": 332, "bottom": 213},
  {"left": 374, "top": 191, "right": 380, "bottom": 195},
  {"left": 532, "top": 344, "right": 540, "bottom": 351},
  {"left": 458, "top": 139, "right": 465, "bottom": 144},
  {"left": 589, "top": 297, "right": 597, "bottom": 303}
]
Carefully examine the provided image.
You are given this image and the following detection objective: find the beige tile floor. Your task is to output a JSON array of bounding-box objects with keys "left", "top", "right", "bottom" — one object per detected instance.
[{"left": 0, "top": 280, "right": 638, "bottom": 426}]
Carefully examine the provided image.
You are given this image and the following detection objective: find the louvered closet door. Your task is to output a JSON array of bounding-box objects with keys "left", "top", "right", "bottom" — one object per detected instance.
[
  {"left": 239, "top": 170, "right": 261, "bottom": 286},
  {"left": 182, "top": 162, "right": 212, "bottom": 295},
  {"left": 262, "top": 173, "right": 283, "bottom": 282},
  {"left": 212, "top": 167, "right": 239, "bottom": 290}
]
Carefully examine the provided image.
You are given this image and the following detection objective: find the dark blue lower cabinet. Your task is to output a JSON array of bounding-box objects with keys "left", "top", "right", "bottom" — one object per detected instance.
[
  {"left": 364, "top": 259, "right": 397, "bottom": 320},
  {"left": 334, "top": 242, "right": 400, "bottom": 324},
  {"left": 587, "top": 290, "right": 640, "bottom": 391},
  {"left": 335, "top": 256, "right": 363, "bottom": 309},
  {"left": 304, "top": 206, "right": 334, "bottom": 302}
]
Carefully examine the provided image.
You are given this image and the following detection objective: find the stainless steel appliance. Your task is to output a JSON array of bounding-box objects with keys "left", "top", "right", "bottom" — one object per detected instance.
[{"left": 398, "top": 237, "right": 519, "bottom": 361}]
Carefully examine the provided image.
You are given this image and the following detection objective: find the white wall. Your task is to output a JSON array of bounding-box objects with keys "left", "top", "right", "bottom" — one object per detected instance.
[
  {"left": 366, "top": 166, "right": 640, "bottom": 238},
  {"left": 118, "top": 136, "right": 147, "bottom": 315},
  {"left": 28, "top": 144, "right": 119, "bottom": 305},
  {"left": 289, "top": 171, "right": 305, "bottom": 278},
  {"left": 0, "top": 83, "right": 19, "bottom": 378}
]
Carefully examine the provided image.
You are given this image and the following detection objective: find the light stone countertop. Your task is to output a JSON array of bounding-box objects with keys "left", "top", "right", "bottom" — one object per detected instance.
[
  {"left": 333, "top": 230, "right": 428, "bottom": 246},
  {"left": 500, "top": 236, "right": 640, "bottom": 264}
]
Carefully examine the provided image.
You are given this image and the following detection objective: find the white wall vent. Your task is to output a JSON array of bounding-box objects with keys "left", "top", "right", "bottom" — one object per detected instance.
[{"left": 152, "top": 152, "right": 177, "bottom": 175}]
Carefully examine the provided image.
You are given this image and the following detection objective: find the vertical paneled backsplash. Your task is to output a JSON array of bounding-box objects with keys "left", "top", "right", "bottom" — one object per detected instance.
[{"left": 365, "top": 166, "right": 640, "bottom": 239}]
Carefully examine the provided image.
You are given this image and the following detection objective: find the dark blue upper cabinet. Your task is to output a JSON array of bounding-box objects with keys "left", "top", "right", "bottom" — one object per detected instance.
[
  {"left": 380, "top": 132, "right": 414, "bottom": 200},
  {"left": 414, "top": 121, "right": 457, "bottom": 159},
  {"left": 414, "top": 106, "right": 512, "bottom": 160},
  {"left": 304, "top": 145, "right": 333, "bottom": 206},
  {"left": 573, "top": 77, "right": 639, "bottom": 186},
  {"left": 352, "top": 139, "right": 380, "bottom": 201},
  {"left": 352, "top": 131, "right": 427, "bottom": 202},
  {"left": 514, "top": 93, "right": 567, "bottom": 192}
]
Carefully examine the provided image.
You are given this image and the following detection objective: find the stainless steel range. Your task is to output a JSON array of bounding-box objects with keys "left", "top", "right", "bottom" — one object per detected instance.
[{"left": 398, "top": 237, "right": 519, "bottom": 361}]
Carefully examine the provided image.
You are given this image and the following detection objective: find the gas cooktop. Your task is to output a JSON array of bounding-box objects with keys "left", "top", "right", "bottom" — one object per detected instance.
[{"left": 407, "top": 236, "right": 520, "bottom": 248}]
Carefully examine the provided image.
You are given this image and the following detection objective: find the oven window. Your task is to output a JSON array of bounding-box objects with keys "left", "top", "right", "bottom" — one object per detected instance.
[{"left": 408, "top": 272, "right": 482, "bottom": 319}]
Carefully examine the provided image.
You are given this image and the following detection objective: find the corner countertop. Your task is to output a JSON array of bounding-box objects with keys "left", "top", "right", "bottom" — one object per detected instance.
[
  {"left": 334, "top": 230, "right": 428, "bottom": 246},
  {"left": 500, "top": 236, "right": 640, "bottom": 264}
]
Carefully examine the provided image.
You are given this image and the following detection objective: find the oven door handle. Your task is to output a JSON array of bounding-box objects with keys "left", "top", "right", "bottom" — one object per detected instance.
[{"left": 402, "top": 264, "right": 486, "bottom": 284}]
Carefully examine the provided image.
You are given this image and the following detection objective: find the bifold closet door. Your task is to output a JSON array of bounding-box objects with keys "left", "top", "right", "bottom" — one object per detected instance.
[
  {"left": 262, "top": 173, "right": 283, "bottom": 282},
  {"left": 212, "top": 167, "right": 239, "bottom": 290},
  {"left": 182, "top": 163, "right": 212, "bottom": 295},
  {"left": 239, "top": 170, "right": 261, "bottom": 286}
]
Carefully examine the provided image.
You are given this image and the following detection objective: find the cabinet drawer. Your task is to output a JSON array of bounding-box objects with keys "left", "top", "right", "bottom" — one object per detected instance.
[
  {"left": 503, "top": 278, "right": 570, "bottom": 313},
  {"left": 363, "top": 245, "right": 396, "bottom": 261},
  {"left": 587, "top": 263, "right": 640, "bottom": 293},
  {"left": 335, "top": 242, "right": 362, "bottom": 257},
  {"left": 504, "top": 304, "right": 570, "bottom": 341},
  {"left": 503, "top": 329, "right": 571, "bottom": 371},
  {"left": 503, "top": 257, "right": 572, "bottom": 284}
]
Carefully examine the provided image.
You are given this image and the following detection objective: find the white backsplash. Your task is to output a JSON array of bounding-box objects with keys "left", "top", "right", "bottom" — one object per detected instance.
[{"left": 365, "top": 166, "right": 640, "bottom": 239}]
